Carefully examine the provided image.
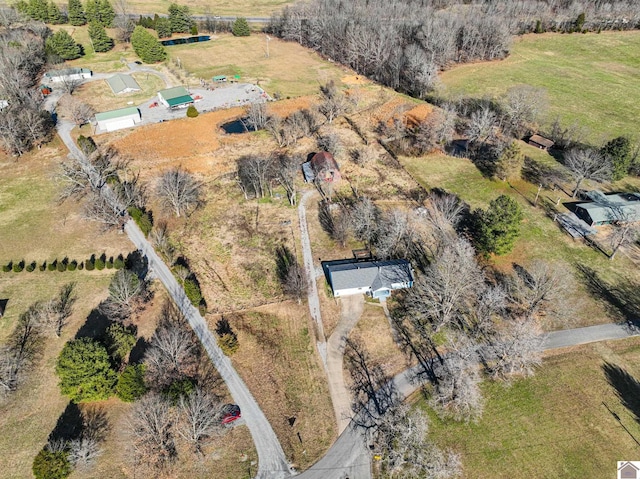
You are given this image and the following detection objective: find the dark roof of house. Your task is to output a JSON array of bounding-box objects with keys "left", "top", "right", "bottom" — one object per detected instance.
[
  {"left": 311, "top": 151, "right": 339, "bottom": 172},
  {"left": 325, "top": 259, "right": 413, "bottom": 292},
  {"left": 529, "top": 134, "right": 554, "bottom": 148},
  {"left": 106, "top": 73, "right": 141, "bottom": 94},
  {"left": 575, "top": 192, "right": 640, "bottom": 223}
]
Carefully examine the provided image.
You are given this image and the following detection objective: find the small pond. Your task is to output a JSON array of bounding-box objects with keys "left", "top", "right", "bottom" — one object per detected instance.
[
  {"left": 221, "top": 119, "right": 257, "bottom": 134},
  {"left": 160, "top": 35, "right": 211, "bottom": 46}
]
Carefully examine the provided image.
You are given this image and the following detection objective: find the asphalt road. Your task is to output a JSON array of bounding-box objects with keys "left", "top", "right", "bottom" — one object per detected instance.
[
  {"left": 53, "top": 105, "right": 292, "bottom": 478},
  {"left": 125, "top": 222, "right": 292, "bottom": 478},
  {"left": 126, "top": 13, "right": 271, "bottom": 23}
]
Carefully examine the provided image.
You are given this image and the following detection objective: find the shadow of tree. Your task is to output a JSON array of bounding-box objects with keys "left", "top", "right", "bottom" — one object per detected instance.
[
  {"left": 128, "top": 336, "right": 150, "bottom": 364},
  {"left": 48, "top": 402, "right": 83, "bottom": 443},
  {"left": 603, "top": 362, "right": 640, "bottom": 425},
  {"left": 74, "top": 304, "right": 113, "bottom": 340},
  {"left": 576, "top": 265, "right": 640, "bottom": 328}
]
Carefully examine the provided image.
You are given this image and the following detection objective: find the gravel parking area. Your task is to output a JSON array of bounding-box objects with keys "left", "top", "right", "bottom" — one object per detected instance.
[
  {"left": 95, "top": 83, "right": 269, "bottom": 132},
  {"left": 138, "top": 83, "right": 269, "bottom": 125}
]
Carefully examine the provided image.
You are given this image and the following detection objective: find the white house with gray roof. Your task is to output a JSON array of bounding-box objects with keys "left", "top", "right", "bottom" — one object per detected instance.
[
  {"left": 43, "top": 67, "right": 92, "bottom": 83},
  {"left": 323, "top": 259, "right": 414, "bottom": 299}
]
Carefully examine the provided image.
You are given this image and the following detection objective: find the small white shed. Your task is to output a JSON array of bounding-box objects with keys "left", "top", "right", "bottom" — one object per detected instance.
[{"left": 95, "top": 106, "right": 141, "bottom": 132}]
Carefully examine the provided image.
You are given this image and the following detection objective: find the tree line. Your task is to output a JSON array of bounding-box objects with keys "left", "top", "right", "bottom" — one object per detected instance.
[{"left": 268, "top": 0, "right": 640, "bottom": 98}]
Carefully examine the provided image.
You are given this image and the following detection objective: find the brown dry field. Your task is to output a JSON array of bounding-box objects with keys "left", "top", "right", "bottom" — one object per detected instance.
[
  {"left": 350, "top": 303, "right": 410, "bottom": 378},
  {"left": 216, "top": 302, "right": 336, "bottom": 470},
  {"left": 72, "top": 73, "right": 166, "bottom": 113}
]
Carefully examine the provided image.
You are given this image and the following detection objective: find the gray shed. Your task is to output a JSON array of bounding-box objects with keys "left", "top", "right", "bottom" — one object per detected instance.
[{"left": 106, "top": 73, "right": 141, "bottom": 94}]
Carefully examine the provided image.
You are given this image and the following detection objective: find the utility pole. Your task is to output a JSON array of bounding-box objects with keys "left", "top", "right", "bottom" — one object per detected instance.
[{"left": 265, "top": 35, "right": 271, "bottom": 58}]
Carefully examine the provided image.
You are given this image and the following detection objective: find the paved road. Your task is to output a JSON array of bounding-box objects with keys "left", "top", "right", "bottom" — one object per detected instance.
[
  {"left": 53, "top": 111, "right": 291, "bottom": 479},
  {"left": 125, "top": 222, "right": 292, "bottom": 478},
  {"left": 125, "top": 13, "right": 271, "bottom": 23},
  {"left": 543, "top": 322, "right": 636, "bottom": 349}
]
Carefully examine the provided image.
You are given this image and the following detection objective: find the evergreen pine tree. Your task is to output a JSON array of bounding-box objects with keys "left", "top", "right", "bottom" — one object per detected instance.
[
  {"left": 232, "top": 17, "right": 251, "bottom": 36},
  {"left": 601, "top": 136, "right": 632, "bottom": 181},
  {"left": 88, "top": 21, "right": 114, "bottom": 52},
  {"left": 168, "top": 3, "right": 192, "bottom": 33},
  {"left": 85, "top": 0, "right": 99, "bottom": 23},
  {"left": 131, "top": 25, "right": 167, "bottom": 63},
  {"left": 68, "top": 0, "right": 86, "bottom": 25},
  {"left": 494, "top": 141, "right": 524, "bottom": 181},
  {"left": 28, "top": 0, "right": 49, "bottom": 21},
  {"left": 46, "top": 30, "right": 82, "bottom": 60},
  {"left": 472, "top": 194, "right": 523, "bottom": 257},
  {"left": 98, "top": 0, "right": 115, "bottom": 27},
  {"left": 48, "top": 1, "right": 65, "bottom": 24},
  {"left": 155, "top": 17, "right": 172, "bottom": 38}
]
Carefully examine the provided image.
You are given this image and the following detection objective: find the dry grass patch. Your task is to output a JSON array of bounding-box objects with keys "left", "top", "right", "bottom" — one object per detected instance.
[
  {"left": 167, "top": 34, "right": 348, "bottom": 98},
  {"left": 74, "top": 73, "right": 165, "bottom": 113},
  {"left": 350, "top": 302, "right": 409, "bottom": 377},
  {"left": 220, "top": 302, "right": 336, "bottom": 470}
]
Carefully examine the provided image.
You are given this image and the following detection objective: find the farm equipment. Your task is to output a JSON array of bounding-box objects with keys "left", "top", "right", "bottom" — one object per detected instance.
[{"left": 149, "top": 102, "right": 159, "bottom": 108}]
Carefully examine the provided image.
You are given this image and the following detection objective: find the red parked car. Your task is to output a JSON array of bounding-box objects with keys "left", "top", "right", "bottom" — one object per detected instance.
[{"left": 221, "top": 404, "right": 241, "bottom": 425}]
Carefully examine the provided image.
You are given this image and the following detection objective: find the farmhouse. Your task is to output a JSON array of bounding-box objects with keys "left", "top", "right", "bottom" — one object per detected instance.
[
  {"left": 528, "top": 134, "right": 554, "bottom": 150},
  {"left": 323, "top": 259, "right": 414, "bottom": 299},
  {"left": 574, "top": 192, "right": 640, "bottom": 226},
  {"left": 106, "top": 73, "right": 141, "bottom": 94},
  {"left": 43, "top": 67, "right": 92, "bottom": 83},
  {"left": 157, "top": 86, "right": 193, "bottom": 109},
  {"left": 302, "top": 151, "right": 341, "bottom": 183},
  {"left": 95, "top": 106, "right": 141, "bottom": 132}
]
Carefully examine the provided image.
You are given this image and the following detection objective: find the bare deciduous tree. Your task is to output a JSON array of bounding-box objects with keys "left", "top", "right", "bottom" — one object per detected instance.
[
  {"left": 275, "top": 244, "right": 307, "bottom": 303},
  {"left": 82, "top": 191, "right": 122, "bottom": 229},
  {"left": 350, "top": 196, "right": 379, "bottom": 247},
  {"left": 274, "top": 153, "right": 300, "bottom": 206},
  {"left": 68, "top": 437, "right": 103, "bottom": 469},
  {"left": 318, "top": 200, "right": 350, "bottom": 247},
  {"left": 145, "top": 321, "right": 198, "bottom": 390},
  {"left": 318, "top": 81, "right": 351, "bottom": 124},
  {"left": 244, "top": 102, "right": 268, "bottom": 131},
  {"left": 465, "top": 105, "right": 498, "bottom": 147},
  {"left": 502, "top": 85, "right": 548, "bottom": 137},
  {"left": 374, "top": 209, "right": 420, "bottom": 260},
  {"left": 236, "top": 154, "right": 274, "bottom": 199},
  {"left": 101, "top": 269, "right": 144, "bottom": 320},
  {"left": 374, "top": 403, "right": 461, "bottom": 478},
  {"left": 129, "top": 393, "right": 176, "bottom": 470},
  {"left": 176, "top": 387, "right": 223, "bottom": 454},
  {"left": 564, "top": 148, "right": 611, "bottom": 198},
  {"left": 40, "top": 282, "right": 77, "bottom": 337},
  {"left": 429, "top": 335, "right": 484, "bottom": 423},
  {"left": 420, "top": 190, "right": 464, "bottom": 242},
  {"left": 509, "top": 261, "right": 569, "bottom": 318},
  {"left": 402, "top": 238, "right": 484, "bottom": 332},
  {"left": 156, "top": 168, "right": 203, "bottom": 217},
  {"left": 484, "top": 316, "right": 543, "bottom": 379}
]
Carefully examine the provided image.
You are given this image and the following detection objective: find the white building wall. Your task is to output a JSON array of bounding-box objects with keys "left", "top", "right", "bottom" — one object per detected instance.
[
  {"left": 97, "top": 112, "right": 141, "bottom": 132},
  {"left": 333, "top": 286, "right": 371, "bottom": 298}
]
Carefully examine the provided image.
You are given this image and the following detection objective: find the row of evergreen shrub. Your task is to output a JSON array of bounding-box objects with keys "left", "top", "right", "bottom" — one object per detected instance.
[{"left": 2, "top": 254, "right": 126, "bottom": 273}]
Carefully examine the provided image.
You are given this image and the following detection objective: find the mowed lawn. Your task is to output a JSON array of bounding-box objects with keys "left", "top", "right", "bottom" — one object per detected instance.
[
  {"left": 400, "top": 148, "right": 640, "bottom": 328},
  {"left": 419, "top": 337, "right": 640, "bottom": 478},
  {"left": 440, "top": 31, "right": 640, "bottom": 138},
  {"left": 168, "top": 34, "right": 347, "bottom": 98}
]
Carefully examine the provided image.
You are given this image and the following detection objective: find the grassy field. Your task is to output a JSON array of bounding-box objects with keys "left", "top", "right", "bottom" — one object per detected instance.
[
  {"left": 418, "top": 337, "right": 640, "bottom": 478},
  {"left": 440, "top": 31, "right": 640, "bottom": 139},
  {"left": 167, "top": 34, "right": 348, "bottom": 98},
  {"left": 400, "top": 146, "right": 640, "bottom": 329}
]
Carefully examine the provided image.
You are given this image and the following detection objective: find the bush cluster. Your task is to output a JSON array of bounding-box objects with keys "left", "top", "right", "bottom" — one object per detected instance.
[
  {"left": 128, "top": 206, "right": 153, "bottom": 237},
  {"left": 2, "top": 254, "right": 127, "bottom": 273}
]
